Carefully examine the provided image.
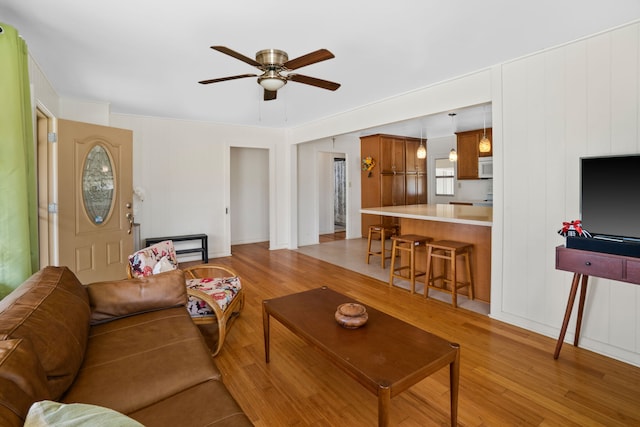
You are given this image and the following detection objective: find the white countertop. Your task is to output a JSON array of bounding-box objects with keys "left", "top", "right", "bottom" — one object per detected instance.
[{"left": 361, "top": 204, "right": 493, "bottom": 227}]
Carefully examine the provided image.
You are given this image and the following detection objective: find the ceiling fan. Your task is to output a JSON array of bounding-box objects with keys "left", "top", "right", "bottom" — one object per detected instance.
[{"left": 199, "top": 46, "right": 341, "bottom": 101}]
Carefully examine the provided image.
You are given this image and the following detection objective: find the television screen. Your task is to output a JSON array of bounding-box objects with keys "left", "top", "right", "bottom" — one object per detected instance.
[{"left": 580, "top": 154, "right": 640, "bottom": 241}]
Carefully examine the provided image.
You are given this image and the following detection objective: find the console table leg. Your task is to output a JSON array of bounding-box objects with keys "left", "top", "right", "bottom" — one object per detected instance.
[
  {"left": 450, "top": 343, "right": 460, "bottom": 427},
  {"left": 554, "top": 273, "right": 582, "bottom": 359},
  {"left": 573, "top": 275, "right": 589, "bottom": 346}
]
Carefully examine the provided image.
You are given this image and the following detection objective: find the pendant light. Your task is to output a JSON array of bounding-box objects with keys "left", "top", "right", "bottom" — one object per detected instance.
[
  {"left": 448, "top": 113, "right": 458, "bottom": 162},
  {"left": 417, "top": 127, "right": 426, "bottom": 159},
  {"left": 479, "top": 105, "right": 491, "bottom": 153}
]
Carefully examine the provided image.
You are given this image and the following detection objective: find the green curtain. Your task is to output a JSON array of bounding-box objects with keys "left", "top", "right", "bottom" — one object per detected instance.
[{"left": 0, "top": 23, "right": 38, "bottom": 298}]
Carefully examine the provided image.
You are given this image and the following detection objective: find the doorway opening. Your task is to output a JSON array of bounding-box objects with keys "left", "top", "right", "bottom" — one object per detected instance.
[
  {"left": 333, "top": 157, "right": 346, "bottom": 232},
  {"left": 230, "top": 147, "right": 270, "bottom": 249},
  {"left": 318, "top": 152, "right": 346, "bottom": 243}
]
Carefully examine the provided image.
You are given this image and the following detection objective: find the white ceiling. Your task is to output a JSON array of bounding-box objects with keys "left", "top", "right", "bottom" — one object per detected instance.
[{"left": 2, "top": 1, "right": 639, "bottom": 138}]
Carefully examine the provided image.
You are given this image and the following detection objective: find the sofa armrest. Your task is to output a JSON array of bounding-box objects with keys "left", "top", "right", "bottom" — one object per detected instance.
[{"left": 86, "top": 269, "right": 188, "bottom": 324}]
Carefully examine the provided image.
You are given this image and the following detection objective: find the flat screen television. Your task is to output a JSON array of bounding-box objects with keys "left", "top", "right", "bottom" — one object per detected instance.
[{"left": 580, "top": 154, "right": 640, "bottom": 242}]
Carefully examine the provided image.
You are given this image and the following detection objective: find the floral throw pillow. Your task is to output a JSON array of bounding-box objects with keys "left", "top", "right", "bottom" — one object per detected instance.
[
  {"left": 186, "top": 276, "right": 242, "bottom": 317},
  {"left": 128, "top": 240, "right": 178, "bottom": 278}
]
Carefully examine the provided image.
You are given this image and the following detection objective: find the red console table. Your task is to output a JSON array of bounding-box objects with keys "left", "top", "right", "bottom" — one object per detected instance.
[{"left": 554, "top": 245, "right": 640, "bottom": 359}]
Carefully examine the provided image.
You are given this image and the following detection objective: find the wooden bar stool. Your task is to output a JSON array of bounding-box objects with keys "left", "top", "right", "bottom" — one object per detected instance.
[
  {"left": 366, "top": 224, "right": 400, "bottom": 268},
  {"left": 424, "top": 240, "right": 474, "bottom": 308},
  {"left": 389, "top": 234, "right": 432, "bottom": 293}
]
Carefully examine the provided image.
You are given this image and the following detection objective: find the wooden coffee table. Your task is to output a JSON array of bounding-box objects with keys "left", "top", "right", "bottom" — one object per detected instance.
[{"left": 262, "top": 286, "right": 460, "bottom": 426}]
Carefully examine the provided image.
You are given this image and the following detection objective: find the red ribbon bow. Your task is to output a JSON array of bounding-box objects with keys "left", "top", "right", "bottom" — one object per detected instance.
[{"left": 558, "top": 220, "right": 591, "bottom": 237}]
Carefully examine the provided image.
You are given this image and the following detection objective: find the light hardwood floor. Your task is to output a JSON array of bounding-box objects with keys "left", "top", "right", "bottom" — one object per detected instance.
[{"left": 190, "top": 242, "right": 640, "bottom": 426}]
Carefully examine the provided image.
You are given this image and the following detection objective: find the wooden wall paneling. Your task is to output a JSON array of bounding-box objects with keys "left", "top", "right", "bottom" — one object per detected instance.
[
  {"left": 608, "top": 24, "right": 640, "bottom": 352},
  {"left": 586, "top": 32, "right": 612, "bottom": 154},
  {"left": 522, "top": 48, "right": 548, "bottom": 325},
  {"left": 611, "top": 24, "right": 639, "bottom": 153},
  {"left": 497, "top": 23, "right": 640, "bottom": 363},
  {"left": 542, "top": 46, "right": 571, "bottom": 325},
  {"left": 501, "top": 56, "right": 534, "bottom": 316}
]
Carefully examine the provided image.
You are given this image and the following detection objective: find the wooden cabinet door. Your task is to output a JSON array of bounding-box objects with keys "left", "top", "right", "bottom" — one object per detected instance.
[
  {"left": 381, "top": 174, "right": 405, "bottom": 206},
  {"left": 456, "top": 130, "right": 480, "bottom": 179},
  {"left": 406, "top": 173, "right": 427, "bottom": 205},
  {"left": 457, "top": 128, "right": 493, "bottom": 179},
  {"left": 380, "top": 136, "right": 405, "bottom": 173},
  {"left": 405, "top": 138, "right": 426, "bottom": 173}
]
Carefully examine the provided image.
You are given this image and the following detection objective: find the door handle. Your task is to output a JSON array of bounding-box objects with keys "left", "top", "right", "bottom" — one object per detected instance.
[{"left": 126, "top": 212, "right": 134, "bottom": 234}]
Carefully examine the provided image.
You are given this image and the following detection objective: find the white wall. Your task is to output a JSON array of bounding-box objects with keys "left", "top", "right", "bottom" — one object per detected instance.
[
  {"left": 60, "top": 98, "right": 110, "bottom": 126},
  {"left": 28, "top": 57, "right": 59, "bottom": 119},
  {"left": 108, "top": 114, "right": 287, "bottom": 259}
]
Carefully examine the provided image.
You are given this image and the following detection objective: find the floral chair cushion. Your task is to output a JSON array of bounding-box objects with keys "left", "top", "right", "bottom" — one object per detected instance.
[
  {"left": 186, "top": 276, "right": 242, "bottom": 318},
  {"left": 128, "top": 240, "right": 178, "bottom": 278}
]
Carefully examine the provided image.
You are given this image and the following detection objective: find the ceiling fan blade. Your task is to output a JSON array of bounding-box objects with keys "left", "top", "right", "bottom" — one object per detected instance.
[
  {"left": 198, "top": 74, "right": 257, "bottom": 84},
  {"left": 283, "top": 49, "right": 334, "bottom": 70},
  {"left": 264, "top": 89, "right": 277, "bottom": 101},
  {"left": 288, "top": 74, "right": 341, "bottom": 91},
  {"left": 211, "top": 46, "right": 262, "bottom": 67}
]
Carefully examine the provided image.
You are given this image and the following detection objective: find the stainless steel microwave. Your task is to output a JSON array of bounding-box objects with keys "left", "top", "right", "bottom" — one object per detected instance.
[{"left": 478, "top": 157, "right": 493, "bottom": 178}]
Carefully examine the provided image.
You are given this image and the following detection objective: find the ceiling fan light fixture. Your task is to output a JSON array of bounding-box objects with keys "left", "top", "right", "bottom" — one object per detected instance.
[
  {"left": 201, "top": 46, "right": 339, "bottom": 99},
  {"left": 258, "top": 71, "right": 287, "bottom": 91}
]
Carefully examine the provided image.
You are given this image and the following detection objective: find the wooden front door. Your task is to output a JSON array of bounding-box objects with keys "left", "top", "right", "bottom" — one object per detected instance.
[{"left": 58, "top": 119, "right": 133, "bottom": 283}]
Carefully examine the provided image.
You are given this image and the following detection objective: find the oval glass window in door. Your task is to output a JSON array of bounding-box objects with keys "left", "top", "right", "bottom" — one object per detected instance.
[{"left": 82, "top": 145, "right": 115, "bottom": 225}]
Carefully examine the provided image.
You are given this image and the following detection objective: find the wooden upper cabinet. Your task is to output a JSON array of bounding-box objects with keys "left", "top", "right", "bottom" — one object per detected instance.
[
  {"left": 405, "top": 138, "right": 426, "bottom": 173},
  {"left": 379, "top": 136, "right": 405, "bottom": 173},
  {"left": 456, "top": 128, "right": 492, "bottom": 180}
]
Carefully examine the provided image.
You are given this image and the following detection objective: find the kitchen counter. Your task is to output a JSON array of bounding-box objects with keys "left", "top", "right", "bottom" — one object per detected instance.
[
  {"left": 361, "top": 204, "right": 492, "bottom": 303},
  {"left": 360, "top": 204, "right": 492, "bottom": 227}
]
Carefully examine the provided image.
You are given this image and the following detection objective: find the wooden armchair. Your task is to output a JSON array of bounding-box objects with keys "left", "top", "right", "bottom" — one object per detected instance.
[{"left": 127, "top": 240, "right": 244, "bottom": 356}]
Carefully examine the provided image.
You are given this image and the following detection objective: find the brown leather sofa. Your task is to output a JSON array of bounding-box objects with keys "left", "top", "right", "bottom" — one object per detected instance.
[{"left": 0, "top": 266, "right": 253, "bottom": 426}]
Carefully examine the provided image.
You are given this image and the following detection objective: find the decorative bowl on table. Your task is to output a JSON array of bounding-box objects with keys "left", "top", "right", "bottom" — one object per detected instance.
[{"left": 335, "top": 303, "right": 368, "bottom": 329}]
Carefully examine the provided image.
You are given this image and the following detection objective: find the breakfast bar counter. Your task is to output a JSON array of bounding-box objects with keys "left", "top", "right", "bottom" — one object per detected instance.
[
  {"left": 361, "top": 204, "right": 492, "bottom": 302},
  {"left": 360, "top": 204, "right": 492, "bottom": 227}
]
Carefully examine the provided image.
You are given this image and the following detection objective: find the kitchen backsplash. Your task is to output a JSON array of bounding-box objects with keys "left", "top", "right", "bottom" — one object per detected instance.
[{"left": 455, "top": 178, "right": 493, "bottom": 203}]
